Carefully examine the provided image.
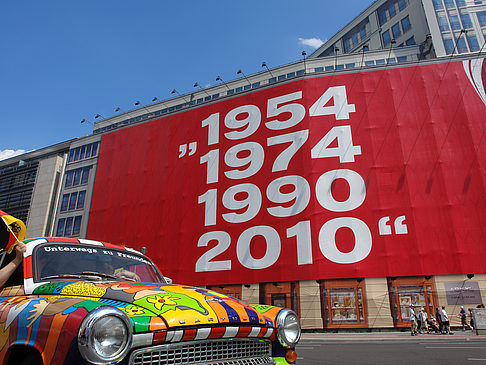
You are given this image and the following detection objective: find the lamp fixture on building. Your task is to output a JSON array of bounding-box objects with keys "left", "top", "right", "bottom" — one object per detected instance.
[
  {"left": 152, "top": 97, "right": 158, "bottom": 102},
  {"left": 302, "top": 51, "right": 307, "bottom": 74},
  {"left": 171, "top": 89, "right": 188, "bottom": 103},
  {"left": 216, "top": 76, "right": 230, "bottom": 90},
  {"left": 261, "top": 62, "right": 274, "bottom": 77},
  {"left": 467, "top": 273, "right": 475, "bottom": 279},
  {"left": 237, "top": 69, "right": 251, "bottom": 87},
  {"left": 94, "top": 114, "right": 103, "bottom": 119},
  {"left": 194, "top": 82, "right": 211, "bottom": 97},
  {"left": 115, "top": 107, "right": 121, "bottom": 112},
  {"left": 80, "top": 119, "right": 94, "bottom": 126}
]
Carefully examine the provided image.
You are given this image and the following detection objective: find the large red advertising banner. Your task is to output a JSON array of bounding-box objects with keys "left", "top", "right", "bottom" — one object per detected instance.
[{"left": 88, "top": 58, "right": 486, "bottom": 285}]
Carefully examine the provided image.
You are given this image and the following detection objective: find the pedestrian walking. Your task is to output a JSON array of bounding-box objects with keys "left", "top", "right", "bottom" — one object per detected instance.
[
  {"left": 409, "top": 304, "right": 418, "bottom": 336},
  {"left": 468, "top": 308, "right": 474, "bottom": 330},
  {"left": 440, "top": 306, "right": 453, "bottom": 335},
  {"left": 419, "top": 308, "right": 429, "bottom": 333},
  {"left": 459, "top": 306, "right": 467, "bottom": 331},
  {"left": 435, "top": 307, "right": 443, "bottom": 333}
]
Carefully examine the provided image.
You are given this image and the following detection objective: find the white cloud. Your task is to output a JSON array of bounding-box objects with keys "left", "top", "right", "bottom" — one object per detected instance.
[
  {"left": 0, "top": 149, "right": 27, "bottom": 161},
  {"left": 298, "top": 37, "right": 325, "bottom": 49}
]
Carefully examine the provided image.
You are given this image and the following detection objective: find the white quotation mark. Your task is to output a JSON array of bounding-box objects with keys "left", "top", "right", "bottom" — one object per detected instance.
[
  {"left": 179, "top": 142, "right": 197, "bottom": 158},
  {"left": 378, "top": 216, "right": 408, "bottom": 235}
]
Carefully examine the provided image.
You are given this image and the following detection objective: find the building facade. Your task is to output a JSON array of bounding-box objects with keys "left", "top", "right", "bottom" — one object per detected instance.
[{"left": 3, "top": 0, "right": 486, "bottom": 330}]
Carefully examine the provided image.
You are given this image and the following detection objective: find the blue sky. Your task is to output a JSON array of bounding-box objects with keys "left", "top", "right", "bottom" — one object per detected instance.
[{"left": 0, "top": 0, "right": 371, "bottom": 160}]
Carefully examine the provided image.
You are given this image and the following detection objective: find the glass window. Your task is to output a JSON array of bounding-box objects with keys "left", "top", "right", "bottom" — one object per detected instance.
[
  {"left": 397, "top": 56, "right": 408, "bottom": 62},
  {"left": 382, "top": 30, "right": 391, "bottom": 47},
  {"left": 352, "top": 33, "right": 359, "bottom": 47},
  {"left": 252, "top": 82, "right": 260, "bottom": 88},
  {"left": 443, "top": 38, "right": 455, "bottom": 54},
  {"left": 398, "top": 0, "right": 406, "bottom": 10},
  {"left": 85, "top": 144, "right": 92, "bottom": 158},
  {"left": 269, "top": 77, "right": 276, "bottom": 83},
  {"left": 406, "top": 36, "right": 416, "bottom": 45},
  {"left": 60, "top": 194, "right": 69, "bottom": 212},
  {"left": 457, "top": 37, "right": 468, "bottom": 53},
  {"left": 73, "top": 169, "right": 81, "bottom": 186},
  {"left": 392, "top": 22, "right": 402, "bottom": 38},
  {"left": 389, "top": 3, "right": 396, "bottom": 19},
  {"left": 72, "top": 216, "right": 82, "bottom": 236},
  {"left": 296, "top": 70, "right": 305, "bottom": 76},
  {"left": 456, "top": 0, "right": 466, "bottom": 5},
  {"left": 196, "top": 98, "right": 203, "bottom": 104},
  {"left": 81, "top": 167, "right": 90, "bottom": 185},
  {"left": 336, "top": 64, "right": 344, "bottom": 70},
  {"left": 450, "top": 14, "right": 461, "bottom": 30},
  {"left": 437, "top": 14, "right": 450, "bottom": 31},
  {"left": 68, "top": 192, "right": 78, "bottom": 210},
  {"left": 444, "top": 0, "right": 455, "bottom": 8},
  {"left": 461, "top": 13, "right": 472, "bottom": 29},
  {"left": 64, "top": 217, "right": 73, "bottom": 236},
  {"left": 388, "top": 58, "right": 397, "bottom": 64},
  {"left": 433, "top": 0, "right": 443, "bottom": 9},
  {"left": 91, "top": 142, "right": 98, "bottom": 156},
  {"left": 204, "top": 96, "right": 211, "bottom": 102},
  {"left": 235, "top": 87, "right": 243, "bottom": 92},
  {"left": 227, "top": 90, "right": 234, "bottom": 95},
  {"left": 286, "top": 72, "right": 296, "bottom": 78},
  {"left": 73, "top": 147, "right": 80, "bottom": 162},
  {"left": 401, "top": 15, "right": 411, "bottom": 33},
  {"left": 77, "top": 191, "right": 86, "bottom": 209},
  {"left": 79, "top": 145, "right": 86, "bottom": 160},
  {"left": 315, "top": 67, "right": 324, "bottom": 72},
  {"left": 56, "top": 218, "right": 65, "bottom": 236},
  {"left": 325, "top": 66, "right": 334, "bottom": 71},
  {"left": 467, "top": 34, "right": 480, "bottom": 51},
  {"left": 345, "top": 63, "right": 355, "bottom": 68},
  {"left": 365, "top": 60, "right": 375, "bottom": 66},
  {"left": 478, "top": 11, "right": 486, "bottom": 27},
  {"left": 360, "top": 27, "right": 367, "bottom": 41},
  {"left": 65, "top": 170, "right": 74, "bottom": 188},
  {"left": 278, "top": 75, "right": 286, "bottom": 81},
  {"left": 376, "top": 59, "right": 386, "bottom": 65},
  {"left": 344, "top": 38, "right": 351, "bottom": 52},
  {"left": 68, "top": 150, "right": 74, "bottom": 163},
  {"left": 243, "top": 85, "right": 251, "bottom": 90},
  {"left": 379, "top": 9, "right": 388, "bottom": 25}
]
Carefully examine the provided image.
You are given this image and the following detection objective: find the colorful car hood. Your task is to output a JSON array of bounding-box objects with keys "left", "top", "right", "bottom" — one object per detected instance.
[{"left": 32, "top": 281, "right": 280, "bottom": 332}]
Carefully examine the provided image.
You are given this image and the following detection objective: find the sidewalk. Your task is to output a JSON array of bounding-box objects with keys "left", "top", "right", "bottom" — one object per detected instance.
[{"left": 300, "top": 329, "right": 481, "bottom": 341}]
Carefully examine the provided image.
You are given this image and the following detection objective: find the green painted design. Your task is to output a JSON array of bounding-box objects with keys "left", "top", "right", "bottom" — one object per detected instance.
[
  {"left": 252, "top": 304, "right": 275, "bottom": 313},
  {"left": 73, "top": 299, "right": 105, "bottom": 312},
  {"left": 131, "top": 316, "right": 151, "bottom": 333},
  {"left": 274, "top": 357, "right": 292, "bottom": 364},
  {"left": 134, "top": 290, "right": 209, "bottom": 316},
  {"left": 33, "top": 282, "right": 66, "bottom": 295}
]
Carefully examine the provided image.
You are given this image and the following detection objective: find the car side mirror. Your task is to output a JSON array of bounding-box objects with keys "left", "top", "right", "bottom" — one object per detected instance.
[{"left": 164, "top": 276, "right": 173, "bottom": 284}]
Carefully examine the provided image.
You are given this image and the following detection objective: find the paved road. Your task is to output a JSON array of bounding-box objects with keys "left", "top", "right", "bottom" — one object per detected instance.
[{"left": 296, "top": 331, "right": 486, "bottom": 364}]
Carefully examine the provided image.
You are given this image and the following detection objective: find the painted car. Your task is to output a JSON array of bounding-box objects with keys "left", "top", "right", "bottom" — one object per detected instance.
[{"left": 0, "top": 237, "right": 301, "bottom": 364}]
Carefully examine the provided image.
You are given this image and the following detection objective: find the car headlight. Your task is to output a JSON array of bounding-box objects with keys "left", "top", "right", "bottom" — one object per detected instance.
[
  {"left": 276, "top": 309, "right": 301, "bottom": 348},
  {"left": 78, "top": 306, "right": 132, "bottom": 364}
]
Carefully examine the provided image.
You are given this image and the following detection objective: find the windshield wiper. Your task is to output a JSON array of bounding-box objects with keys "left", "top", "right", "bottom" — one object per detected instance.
[{"left": 40, "top": 271, "right": 137, "bottom": 282}]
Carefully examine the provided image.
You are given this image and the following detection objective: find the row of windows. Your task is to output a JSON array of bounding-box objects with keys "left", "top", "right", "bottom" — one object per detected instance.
[
  {"left": 313, "top": 55, "right": 410, "bottom": 73},
  {"left": 60, "top": 190, "right": 86, "bottom": 212},
  {"left": 56, "top": 216, "right": 82, "bottom": 236},
  {"left": 433, "top": 0, "right": 481, "bottom": 10},
  {"left": 343, "top": 21, "right": 369, "bottom": 53},
  {"left": 378, "top": 0, "right": 407, "bottom": 26},
  {"left": 68, "top": 142, "right": 99, "bottom": 163},
  {"left": 65, "top": 166, "right": 91, "bottom": 188},
  {"left": 443, "top": 33, "right": 481, "bottom": 53},
  {"left": 478, "top": 11, "right": 486, "bottom": 27},
  {"left": 382, "top": 15, "right": 412, "bottom": 47},
  {"left": 437, "top": 12, "right": 472, "bottom": 32},
  {"left": 94, "top": 71, "right": 304, "bottom": 135}
]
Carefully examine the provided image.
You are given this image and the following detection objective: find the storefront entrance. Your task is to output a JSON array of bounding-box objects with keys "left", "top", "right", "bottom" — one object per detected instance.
[
  {"left": 319, "top": 279, "right": 367, "bottom": 329},
  {"left": 387, "top": 277, "right": 437, "bottom": 327},
  {"left": 259, "top": 282, "right": 300, "bottom": 316}
]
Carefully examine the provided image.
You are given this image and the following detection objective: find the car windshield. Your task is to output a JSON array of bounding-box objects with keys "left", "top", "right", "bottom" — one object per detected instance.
[{"left": 33, "top": 243, "right": 164, "bottom": 283}]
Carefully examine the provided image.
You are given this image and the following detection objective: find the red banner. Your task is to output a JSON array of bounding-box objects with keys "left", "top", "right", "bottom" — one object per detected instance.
[{"left": 88, "top": 59, "right": 486, "bottom": 285}]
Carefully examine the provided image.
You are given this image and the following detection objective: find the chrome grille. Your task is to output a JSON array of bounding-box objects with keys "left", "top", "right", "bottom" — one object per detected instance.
[{"left": 129, "top": 339, "right": 274, "bottom": 365}]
